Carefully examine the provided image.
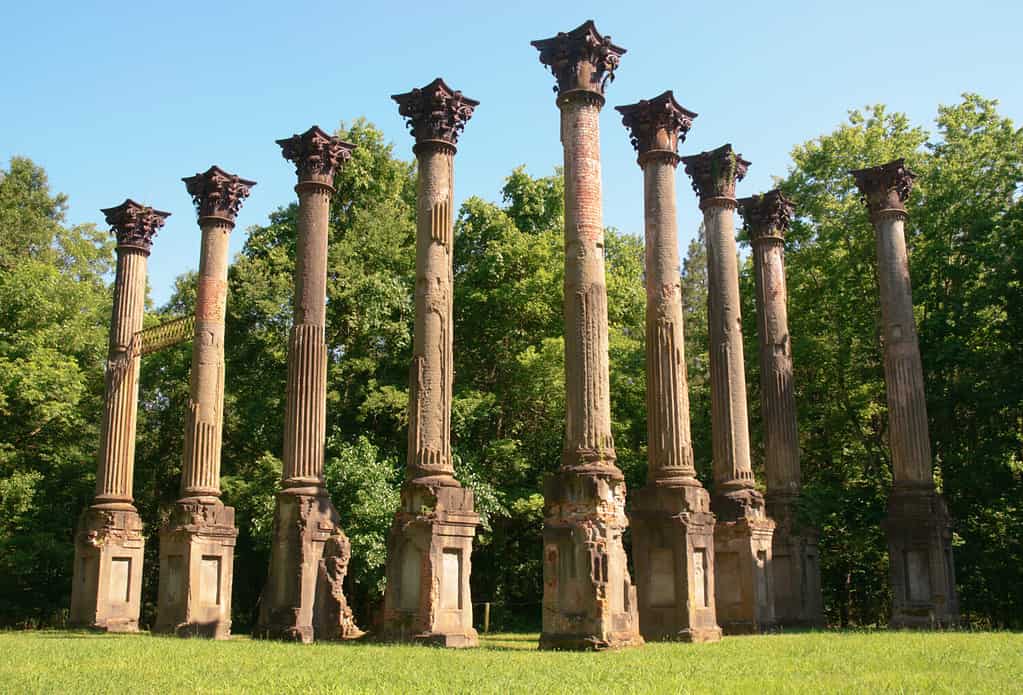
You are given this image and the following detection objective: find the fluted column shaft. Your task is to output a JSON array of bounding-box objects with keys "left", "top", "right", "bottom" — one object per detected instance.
[
  {"left": 704, "top": 199, "right": 755, "bottom": 490},
  {"left": 751, "top": 234, "right": 800, "bottom": 495},
  {"left": 642, "top": 152, "right": 696, "bottom": 483},
  {"left": 561, "top": 93, "right": 616, "bottom": 470},
  {"left": 406, "top": 143, "right": 456, "bottom": 484},
  {"left": 282, "top": 181, "right": 331, "bottom": 489},
  {"left": 95, "top": 247, "right": 148, "bottom": 507},
  {"left": 180, "top": 217, "right": 231, "bottom": 499},
  {"left": 874, "top": 211, "right": 933, "bottom": 484}
]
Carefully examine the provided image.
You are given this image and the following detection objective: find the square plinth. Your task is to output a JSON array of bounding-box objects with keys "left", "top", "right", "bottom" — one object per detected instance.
[
  {"left": 630, "top": 483, "right": 722, "bottom": 642},
  {"left": 714, "top": 515, "right": 776, "bottom": 634},
  {"left": 539, "top": 470, "right": 644, "bottom": 651},
  {"left": 381, "top": 484, "right": 479, "bottom": 647},
  {"left": 154, "top": 501, "right": 237, "bottom": 639},
  {"left": 70, "top": 507, "right": 145, "bottom": 632}
]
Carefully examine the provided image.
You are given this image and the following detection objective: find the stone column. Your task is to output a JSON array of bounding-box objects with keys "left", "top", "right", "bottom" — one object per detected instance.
[
  {"left": 256, "top": 127, "right": 362, "bottom": 643},
  {"left": 70, "top": 200, "right": 169, "bottom": 632},
  {"left": 851, "top": 159, "right": 958, "bottom": 628},
  {"left": 738, "top": 190, "right": 823, "bottom": 627},
  {"left": 155, "top": 166, "right": 253, "bottom": 639},
  {"left": 531, "top": 21, "right": 642, "bottom": 651},
  {"left": 682, "top": 144, "right": 775, "bottom": 634},
  {"left": 616, "top": 92, "right": 721, "bottom": 643},
  {"left": 380, "top": 78, "right": 479, "bottom": 647}
]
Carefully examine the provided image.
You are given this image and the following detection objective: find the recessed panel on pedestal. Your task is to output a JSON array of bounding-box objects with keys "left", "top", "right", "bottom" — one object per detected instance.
[{"left": 110, "top": 557, "right": 131, "bottom": 603}]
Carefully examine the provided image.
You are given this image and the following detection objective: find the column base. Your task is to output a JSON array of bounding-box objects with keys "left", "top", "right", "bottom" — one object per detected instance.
[
  {"left": 380, "top": 482, "right": 479, "bottom": 648},
  {"left": 254, "top": 489, "right": 364, "bottom": 643},
  {"left": 766, "top": 494, "right": 824, "bottom": 628},
  {"left": 883, "top": 483, "right": 958, "bottom": 629},
  {"left": 154, "top": 500, "right": 238, "bottom": 639},
  {"left": 69, "top": 506, "right": 145, "bottom": 632},
  {"left": 713, "top": 487, "right": 776, "bottom": 634},
  {"left": 630, "top": 480, "right": 722, "bottom": 643},
  {"left": 539, "top": 470, "right": 644, "bottom": 651}
]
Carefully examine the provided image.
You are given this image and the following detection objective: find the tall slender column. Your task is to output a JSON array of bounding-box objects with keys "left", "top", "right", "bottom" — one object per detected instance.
[
  {"left": 70, "top": 200, "right": 169, "bottom": 632},
  {"left": 682, "top": 144, "right": 775, "bottom": 633},
  {"left": 532, "top": 20, "right": 642, "bottom": 651},
  {"left": 616, "top": 92, "right": 721, "bottom": 642},
  {"left": 257, "top": 126, "right": 362, "bottom": 643},
  {"left": 851, "top": 159, "right": 958, "bottom": 628},
  {"left": 380, "top": 79, "right": 479, "bottom": 647},
  {"left": 156, "top": 166, "right": 253, "bottom": 639},
  {"left": 738, "top": 190, "right": 823, "bottom": 627}
]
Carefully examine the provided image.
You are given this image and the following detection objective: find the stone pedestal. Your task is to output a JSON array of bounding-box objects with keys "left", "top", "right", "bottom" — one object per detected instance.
[
  {"left": 883, "top": 484, "right": 957, "bottom": 628},
  {"left": 380, "top": 80, "right": 479, "bottom": 647},
  {"left": 382, "top": 484, "right": 479, "bottom": 646},
  {"left": 739, "top": 190, "right": 824, "bottom": 627},
  {"left": 682, "top": 145, "right": 776, "bottom": 634},
  {"left": 155, "top": 501, "right": 237, "bottom": 638},
  {"left": 532, "top": 21, "right": 642, "bottom": 651},
  {"left": 767, "top": 495, "right": 823, "bottom": 627},
  {"left": 540, "top": 471, "right": 642, "bottom": 650},
  {"left": 71, "top": 200, "right": 169, "bottom": 632},
  {"left": 851, "top": 159, "right": 958, "bottom": 629},
  {"left": 630, "top": 483, "right": 721, "bottom": 642},
  {"left": 70, "top": 508, "right": 145, "bottom": 632},
  {"left": 258, "top": 490, "right": 363, "bottom": 641}
]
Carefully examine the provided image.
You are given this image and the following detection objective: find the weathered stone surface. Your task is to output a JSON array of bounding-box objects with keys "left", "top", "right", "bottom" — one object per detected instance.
[
  {"left": 683, "top": 145, "right": 776, "bottom": 634},
  {"left": 852, "top": 159, "right": 958, "bottom": 628},
  {"left": 257, "top": 127, "right": 361, "bottom": 643},
  {"left": 156, "top": 167, "right": 252, "bottom": 639},
  {"left": 381, "top": 80, "right": 479, "bottom": 647},
  {"left": 71, "top": 201, "right": 169, "bottom": 632},
  {"left": 739, "top": 190, "right": 823, "bottom": 627},
  {"left": 616, "top": 91, "right": 720, "bottom": 642},
  {"left": 533, "top": 21, "right": 642, "bottom": 651}
]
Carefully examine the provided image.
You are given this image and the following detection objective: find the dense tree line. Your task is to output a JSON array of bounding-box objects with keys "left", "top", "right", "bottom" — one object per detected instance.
[{"left": 1, "top": 95, "right": 1020, "bottom": 630}]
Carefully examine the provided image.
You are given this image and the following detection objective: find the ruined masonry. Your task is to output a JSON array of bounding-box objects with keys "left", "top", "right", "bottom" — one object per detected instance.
[
  {"left": 851, "top": 159, "right": 958, "bottom": 628},
  {"left": 380, "top": 78, "right": 480, "bottom": 647},
  {"left": 532, "top": 20, "right": 643, "bottom": 651},
  {"left": 738, "top": 190, "right": 824, "bottom": 627},
  {"left": 155, "top": 166, "right": 254, "bottom": 639},
  {"left": 682, "top": 144, "right": 776, "bottom": 634},
  {"left": 70, "top": 201, "right": 170, "bottom": 632},
  {"left": 616, "top": 91, "right": 722, "bottom": 643},
  {"left": 256, "top": 127, "right": 362, "bottom": 642}
]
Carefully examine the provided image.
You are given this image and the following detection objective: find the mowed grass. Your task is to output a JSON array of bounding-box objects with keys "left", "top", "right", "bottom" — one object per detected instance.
[{"left": 1, "top": 630, "right": 1021, "bottom": 694}]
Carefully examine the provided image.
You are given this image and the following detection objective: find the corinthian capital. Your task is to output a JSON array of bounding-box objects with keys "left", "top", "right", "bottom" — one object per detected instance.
[
  {"left": 100, "top": 199, "right": 171, "bottom": 255},
  {"left": 277, "top": 126, "right": 356, "bottom": 185},
  {"left": 738, "top": 189, "right": 794, "bottom": 243},
  {"left": 392, "top": 78, "right": 478, "bottom": 151},
  {"left": 182, "top": 166, "right": 256, "bottom": 222},
  {"left": 531, "top": 20, "right": 626, "bottom": 98},
  {"left": 681, "top": 144, "right": 751, "bottom": 202},
  {"left": 615, "top": 90, "right": 696, "bottom": 164},
  {"left": 850, "top": 158, "right": 915, "bottom": 217}
]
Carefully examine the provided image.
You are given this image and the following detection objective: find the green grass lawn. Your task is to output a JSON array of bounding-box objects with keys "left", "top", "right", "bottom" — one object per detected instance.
[{"left": 1, "top": 630, "right": 1020, "bottom": 694}]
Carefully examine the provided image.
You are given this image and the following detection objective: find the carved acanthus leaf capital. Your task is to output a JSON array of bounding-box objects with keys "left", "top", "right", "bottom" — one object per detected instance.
[
  {"left": 616, "top": 91, "right": 696, "bottom": 160},
  {"left": 738, "top": 189, "right": 794, "bottom": 241},
  {"left": 531, "top": 20, "right": 626, "bottom": 97},
  {"left": 182, "top": 166, "right": 256, "bottom": 222},
  {"left": 100, "top": 199, "right": 171, "bottom": 254},
  {"left": 392, "top": 78, "right": 478, "bottom": 148},
  {"left": 277, "top": 125, "right": 355, "bottom": 183},
  {"left": 681, "top": 144, "right": 750, "bottom": 201},
  {"left": 850, "top": 158, "right": 915, "bottom": 217}
]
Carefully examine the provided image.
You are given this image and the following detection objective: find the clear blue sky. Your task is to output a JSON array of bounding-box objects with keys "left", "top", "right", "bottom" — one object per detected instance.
[{"left": 3, "top": 0, "right": 1020, "bottom": 305}]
